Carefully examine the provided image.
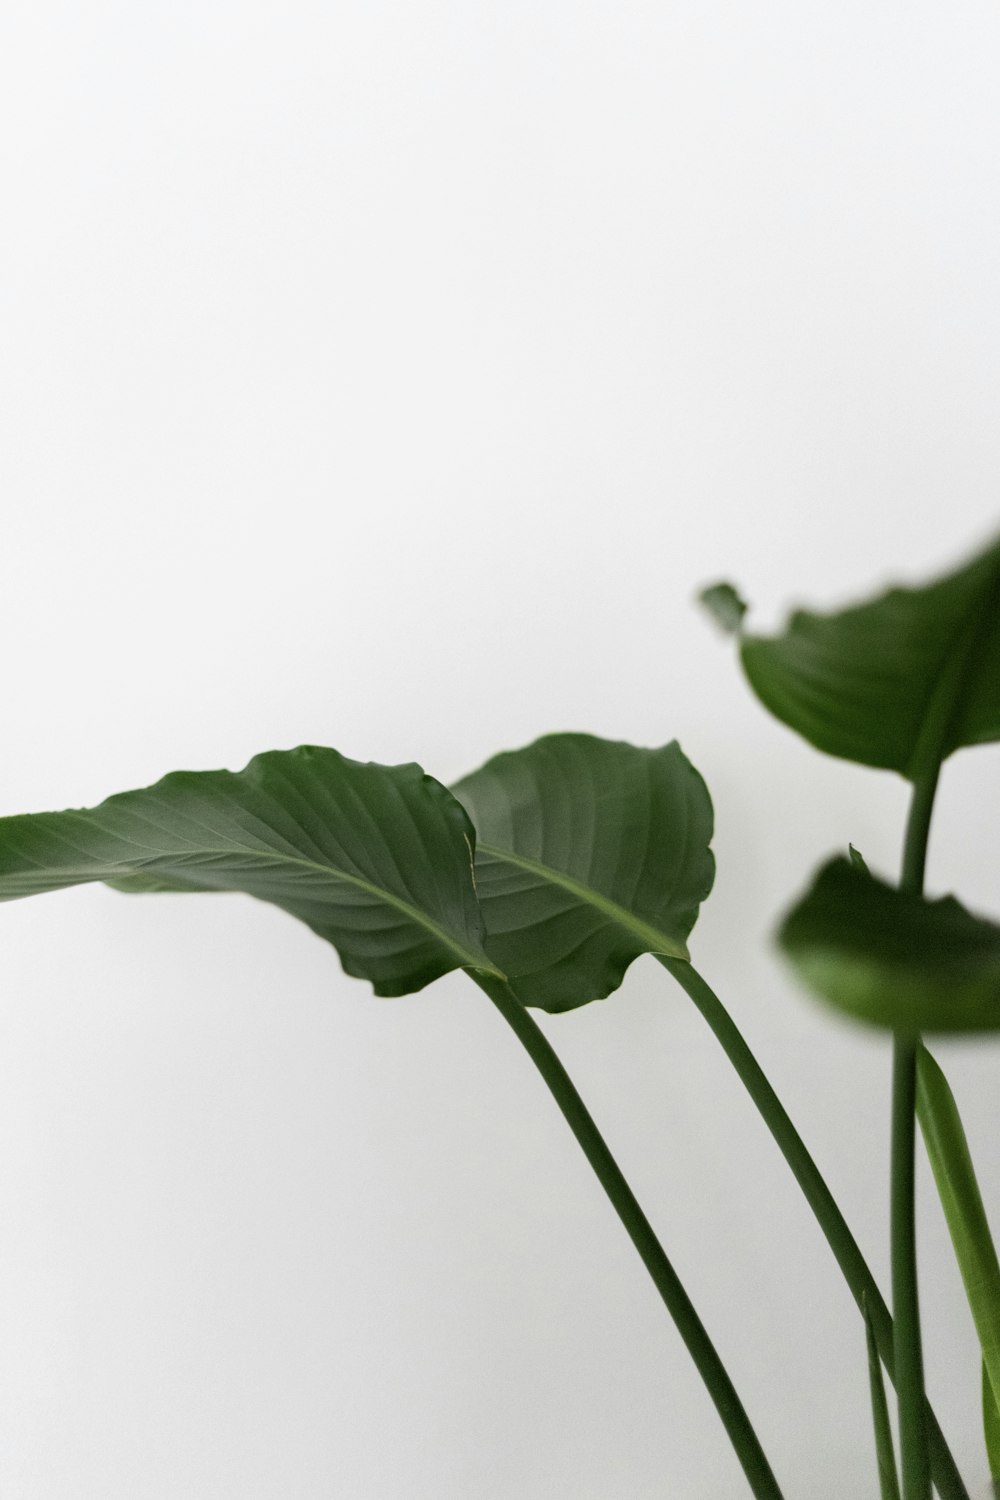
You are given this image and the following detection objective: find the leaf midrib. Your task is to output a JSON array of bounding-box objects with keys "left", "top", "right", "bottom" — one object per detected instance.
[
  {"left": 477, "top": 841, "right": 690, "bottom": 961},
  {"left": 5, "top": 842, "right": 498, "bottom": 975},
  {"left": 907, "top": 548, "right": 1000, "bottom": 781}
]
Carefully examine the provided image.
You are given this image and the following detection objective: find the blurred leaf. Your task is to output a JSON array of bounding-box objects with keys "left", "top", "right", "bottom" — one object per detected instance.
[
  {"left": 848, "top": 844, "right": 870, "bottom": 875},
  {"left": 778, "top": 858, "right": 1000, "bottom": 1032},
  {"left": 735, "top": 533, "right": 1000, "bottom": 776},
  {"left": 453, "top": 734, "right": 714, "bottom": 1012},
  {"left": 0, "top": 747, "right": 498, "bottom": 996},
  {"left": 863, "top": 1292, "right": 902, "bottom": 1500},
  {"left": 916, "top": 1046, "right": 1000, "bottom": 1474},
  {"left": 699, "top": 581, "right": 748, "bottom": 635}
]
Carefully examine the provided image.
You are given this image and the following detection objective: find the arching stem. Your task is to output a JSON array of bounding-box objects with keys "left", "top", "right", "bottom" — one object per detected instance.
[{"left": 471, "top": 971, "right": 785, "bottom": 1500}]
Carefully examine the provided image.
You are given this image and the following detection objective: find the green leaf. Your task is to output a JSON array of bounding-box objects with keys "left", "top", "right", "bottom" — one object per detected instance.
[
  {"left": 735, "top": 533, "right": 1000, "bottom": 777},
  {"left": 916, "top": 1045, "right": 1000, "bottom": 1474},
  {"left": 699, "top": 581, "right": 748, "bottom": 635},
  {"left": 0, "top": 746, "right": 499, "bottom": 996},
  {"left": 863, "top": 1291, "right": 902, "bottom": 1500},
  {"left": 452, "top": 734, "right": 714, "bottom": 1012},
  {"left": 848, "top": 843, "right": 870, "bottom": 876},
  {"left": 778, "top": 857, "right": 1000, "bottom": 1032},
  {"left": 983, "top": 1361, "right": 1000, "bottom": 1485}
]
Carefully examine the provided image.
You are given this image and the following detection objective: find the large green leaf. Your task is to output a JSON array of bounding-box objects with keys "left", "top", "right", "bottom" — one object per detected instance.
[
  {"left": 916, "top": 1046, "right": 1000, "bottom": 1476},
  {"left": 452, "top": 734, "right": 714, "bottom": 1012},
  {"left": 0, "top": 747, "right": 499, "bottom": 996},
  {"left": 778, "top": 857, "right": 1000, "bottom": 1032},
  {"left": 707, "top": 533, "right": 1000, "bottom": 777}
]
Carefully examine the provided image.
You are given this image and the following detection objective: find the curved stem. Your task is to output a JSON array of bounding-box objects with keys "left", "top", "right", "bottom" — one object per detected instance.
[
  {"left": 892, "top": 766, "right": 941, "bottom": 1500},
  {"left": 659, "top": 956, "right": 968, "bottom": 1500},
  {"left": 901, "top": 767, "right": 940, "bottom": 897},
  {"left": 893, "top": 1033, "right": 929, "bottom": 1500},
  {"left": 471, "top": 971, "right": 785, "bottom": 1500}
]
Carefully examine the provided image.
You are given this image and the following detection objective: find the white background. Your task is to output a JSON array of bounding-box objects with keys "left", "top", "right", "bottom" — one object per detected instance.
[{"left": 2, "top": 2, "right": 1000, "bottom": 1496}]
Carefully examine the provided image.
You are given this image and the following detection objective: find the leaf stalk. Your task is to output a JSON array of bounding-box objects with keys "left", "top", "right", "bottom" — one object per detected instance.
[
  {"left": 659, "top": 956, "right": 968, "bottom": 1500},
  {"left": 472, "top": 971, "right": 785, "bottom": 1500},
  {"left": 893, "top": 766, "right": 942, "bottom": 1500}
]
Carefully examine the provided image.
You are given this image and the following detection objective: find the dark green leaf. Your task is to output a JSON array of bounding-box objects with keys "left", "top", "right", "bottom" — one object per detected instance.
[
  {"left": 916, "top": 1045, "right": 1000, "bottom": 1466},
  {"left": 452, "top": 734, "right": 714, "bottom": 1012},
  {"left": 0, "top": 746, "right": 499, "bottom": 996},
  {"left": 778, "top": 858, "right": 1000, "bottom": 1032},
  {"left": 736, "top": 533, "right": 1000, "bottom": 777},
  {"left": 863, "top": 1291, "right": 902, "bottom": 1500},
  {"left": 848, "top": 844, "right": 870, "bottom": 876},
  {"left": 699, "top": 581, "right": 748, "bottom": 635}
]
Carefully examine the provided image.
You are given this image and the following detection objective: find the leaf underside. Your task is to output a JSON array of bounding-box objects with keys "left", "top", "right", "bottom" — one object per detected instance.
[
  {"left": 0, "top": 747, "right": 495, "bottom": 996},
  {"left": 778, "top": 857, "right": 1000, "bottom": 1032},
  {"left": 738, "top": 532, "right": 1000, "bottom": 777},
  {"left": 453, "top": 733, "right": 715, "bottom": 1012}
]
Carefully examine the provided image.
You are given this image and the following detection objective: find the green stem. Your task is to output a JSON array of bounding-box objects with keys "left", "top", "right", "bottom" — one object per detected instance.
[
  {"left": 659, "top": 956, "right": 968, "bottom": 1500},
  {"left": 472, "top": 971, "right": 785, "bottom": 1500},
  {"left": 865, "top": 1290, "right": 903, "bottom": 1500},
  {"left": 893, "top": 1034, "right": 929, "bottom": 1500},
  {"left": 901, "top": 767, "right": 939, "bottom": 897},
  {"left": 893, "top": 767, "right": 941, "bottom": 1500}
]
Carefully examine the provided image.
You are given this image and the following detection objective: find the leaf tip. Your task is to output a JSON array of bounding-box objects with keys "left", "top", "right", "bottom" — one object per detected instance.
[{"left": 698, "top": 581, "right": 748, "bottom": 636}]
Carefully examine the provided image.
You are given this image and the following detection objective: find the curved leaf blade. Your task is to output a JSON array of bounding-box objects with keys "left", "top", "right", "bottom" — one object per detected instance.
[
  {"left": 734, "top": 533, "right": 1000, "bottom": 776},
  {"left": 452, "top": 734, "right": 714, "bottom": 1012},
  {"left": 916, "top": 1045, "right": 1000, "bottom": 1475},
  {"left": 0, "top": 746, "right": 498, "bottom": 996},
  {"left": 778, "top": 857, "right": 1000, "bottom": 1032}
]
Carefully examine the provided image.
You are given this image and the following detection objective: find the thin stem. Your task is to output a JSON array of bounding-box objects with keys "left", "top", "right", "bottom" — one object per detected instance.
[
  {"left": 472, "top": 970, "right": 786, "bottom": 1500},
  {"left": 893, "top": 1035, "right": 929, "bottom": 1500},
  {"left": 901, "top": 767, "right": 940, "bottom": 897},
  {"left": 659, "top": 956, "right": 968, "bottom": 1500},
  {"left": 893, "top": 766, "right": 941, "bottom": 1500},
  {"left": 865, "top": 1290, "right": 903, "bottom": 1500}
]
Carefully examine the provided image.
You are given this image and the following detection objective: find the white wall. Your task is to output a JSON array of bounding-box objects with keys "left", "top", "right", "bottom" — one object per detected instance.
[{"left": 2, "top": 3, "right": 999, "bottom": 1495}]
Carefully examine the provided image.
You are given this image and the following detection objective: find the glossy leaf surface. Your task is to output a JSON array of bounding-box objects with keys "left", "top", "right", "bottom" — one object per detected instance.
[
  {"left": 737, "top": 534, "right": 1000, "bottom": 777},
  {"left": 0, "top": 747, "right": 497, "bottom": 996},
  {"left": 916, "top": 1045, "right": 1000, "bottom": 1468},
  {"left": 452, "top": 734, "right": 714, "bottom": 1012},
  {"left": 778, "top": 858, "right": 1000, "bottom": 1032}
]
